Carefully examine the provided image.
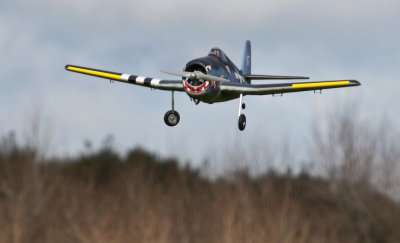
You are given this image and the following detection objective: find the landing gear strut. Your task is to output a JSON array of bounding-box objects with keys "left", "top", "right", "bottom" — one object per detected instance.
[
  {"left": 164, "top": 91, "right": 180, "bottom": 126},
  {"left": 238, "top": 93, "right": 246, "bottom": 131}
]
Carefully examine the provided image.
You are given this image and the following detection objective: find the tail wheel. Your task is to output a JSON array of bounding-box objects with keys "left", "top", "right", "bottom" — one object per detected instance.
[
  {"left": 238, "top": 114, "right": 246, "bottom": 131},
  {"left": 164, "top": 110, "right": 180, "bottom": 126}
]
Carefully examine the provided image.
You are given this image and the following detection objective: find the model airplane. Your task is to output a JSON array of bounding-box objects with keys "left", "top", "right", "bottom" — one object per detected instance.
[{"left": 65, "top": 41, "right": 360, "bottom": 130}]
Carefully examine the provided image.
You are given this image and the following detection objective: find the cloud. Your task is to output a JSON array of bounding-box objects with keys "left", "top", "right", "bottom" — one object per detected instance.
[{"left": 1, "top": 0, "right": 399, "bottom": 165}]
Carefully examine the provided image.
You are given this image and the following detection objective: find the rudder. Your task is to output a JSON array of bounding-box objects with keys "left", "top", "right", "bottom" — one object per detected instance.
[{"left": 241, "top": 40, "right": 251, "bottom": 76}]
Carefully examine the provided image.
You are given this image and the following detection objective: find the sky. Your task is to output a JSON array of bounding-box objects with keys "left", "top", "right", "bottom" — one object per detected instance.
[{"left": 0, "top": 0, "right": 399, "bottom": 171}]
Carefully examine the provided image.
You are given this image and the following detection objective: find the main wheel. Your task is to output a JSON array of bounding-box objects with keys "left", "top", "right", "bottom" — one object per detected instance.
[
  {"left": 164, "top": 110, "right": 180, "bottom": 126},
  {"left": 238, "top": 114, "right": 246, "bottom": 131}
]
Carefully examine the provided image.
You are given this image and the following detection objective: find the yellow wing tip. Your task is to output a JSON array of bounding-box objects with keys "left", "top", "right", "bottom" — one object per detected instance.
[
  {"left": 292, "top": 81, "right": 351, "bottom": 89},
  {"left": 64, "top": 64, "right": 122, "bottom": 81}
]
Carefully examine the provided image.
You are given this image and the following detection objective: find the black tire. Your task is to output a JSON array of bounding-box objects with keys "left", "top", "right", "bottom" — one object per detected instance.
[
  {"left": 242, "top": 103, "right": 246, "bottom": 109},
  {"left": 164, "top": 110, "right": 180, "bottom": 126},
  {"left": 238, "top": 114, "right": 246, "bottom": 131}
]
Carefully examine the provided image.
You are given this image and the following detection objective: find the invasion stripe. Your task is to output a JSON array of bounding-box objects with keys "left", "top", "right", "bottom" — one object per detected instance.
[
  {"left": 151, "top": 79, "right": 161, "bottom": 86},
  {"left": 144, "top": 77, "right": 152, "bottom": 87},
  {"left": 292, "top": 81, "right": 349, "bottom": 89},
  {"left": 136, "top": 76, "right": 146, "bottom": 84},
  {"left": 120, "top": 74, "right": 130, "bottom": 81},
  {"left": 128, "top": 75, "right": 138, "bottom": 83}
]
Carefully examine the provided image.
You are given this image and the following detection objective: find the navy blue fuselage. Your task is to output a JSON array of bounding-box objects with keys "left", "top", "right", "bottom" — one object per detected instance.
[{"left": 181, "top": 48, "right": 247, "bottom": 103}]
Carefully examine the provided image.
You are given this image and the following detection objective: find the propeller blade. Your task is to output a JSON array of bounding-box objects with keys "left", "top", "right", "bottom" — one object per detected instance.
[
  {"left": 160, "top": 70, "right": 193, "bottom": 78},
  {"left": 195, "top": 72, "right": 230, "bottom": 83},
  {"left": 161, "top": 70, "right": 230, "bottom": 82}
]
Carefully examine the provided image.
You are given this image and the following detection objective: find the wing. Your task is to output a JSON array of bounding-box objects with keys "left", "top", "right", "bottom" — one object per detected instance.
[
  {"left": 65, "top": 65, "right": 184, "bottom": 91},
  {"left": 244, "top": 74, "right": 309, "bottom": 80},
  {"left": 221, "top": 80, "right": 361, "bottom": 95}
]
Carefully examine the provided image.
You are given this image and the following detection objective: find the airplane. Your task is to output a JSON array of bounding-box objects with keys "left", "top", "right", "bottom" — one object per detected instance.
[{"left": 65, "top": 40, "right": 360, "bottom": 131}]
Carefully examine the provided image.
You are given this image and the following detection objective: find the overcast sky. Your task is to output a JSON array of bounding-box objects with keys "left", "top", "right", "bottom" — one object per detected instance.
[{"left": 1, "top": 0, "right": 399, "bottom": 170}]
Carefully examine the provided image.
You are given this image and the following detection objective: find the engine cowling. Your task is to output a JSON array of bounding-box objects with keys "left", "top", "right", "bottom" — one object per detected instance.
[{"left": 183, "top": 64, "right": 221, "bottom": 104}]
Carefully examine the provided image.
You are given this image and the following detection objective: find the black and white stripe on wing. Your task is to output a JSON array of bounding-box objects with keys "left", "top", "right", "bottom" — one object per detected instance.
[{"left": 65, "top": 64, "right": 184, "bottom": 91}]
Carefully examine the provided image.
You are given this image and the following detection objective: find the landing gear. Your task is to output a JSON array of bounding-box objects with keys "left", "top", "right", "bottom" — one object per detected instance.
[
  {"left": 164, "top": 110, "right": 180, "bottom": 126},
  {"left": 237, "top": 93, "right": 246, "bottom": 131},
  {"left": 164, "top": 91, "right": 180, "bottom": 127},
  {"left": 238, "top": 114, "right": 246, "bottom": 131}
]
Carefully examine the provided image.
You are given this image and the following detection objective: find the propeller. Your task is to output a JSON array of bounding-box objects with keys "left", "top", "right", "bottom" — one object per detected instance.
[{"left": 161, "top": 70, "right": 230, "bottom": 83}]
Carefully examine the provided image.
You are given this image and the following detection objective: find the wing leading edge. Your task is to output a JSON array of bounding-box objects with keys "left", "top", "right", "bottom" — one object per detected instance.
[
  {"left": 244, "top": 74, "right": 309, "bottom": 80},
  {"left": 221, "top": 80, "right": 361, "bottom": 95},
  {"left": 65, "top": 65, "right": 184, "bottom": 91}
]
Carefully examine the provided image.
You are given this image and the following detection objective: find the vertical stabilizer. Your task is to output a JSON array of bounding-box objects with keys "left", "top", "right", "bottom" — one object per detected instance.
[{"left": 242, "top": 40, "right": 251, "bottom": 77}]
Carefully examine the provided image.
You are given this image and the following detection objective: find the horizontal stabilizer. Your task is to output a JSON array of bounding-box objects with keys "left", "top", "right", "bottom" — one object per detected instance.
[{"left": 244, "top": 74, "right": 309, "bottom": 80}]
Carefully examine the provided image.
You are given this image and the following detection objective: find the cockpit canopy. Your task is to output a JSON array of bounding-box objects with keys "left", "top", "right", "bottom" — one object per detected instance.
[{"left": 208, "top": 47, "right": 228, "bottom": 63}]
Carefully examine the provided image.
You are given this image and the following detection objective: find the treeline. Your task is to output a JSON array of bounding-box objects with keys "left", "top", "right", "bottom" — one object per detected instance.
[{"left": 0, "top": 130, "right": 399, "bottom": 243}]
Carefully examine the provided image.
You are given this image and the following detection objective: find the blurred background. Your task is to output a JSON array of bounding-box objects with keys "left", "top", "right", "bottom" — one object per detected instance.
[{"left": 0, "top": 0, "right": 399, "bottom": 242}]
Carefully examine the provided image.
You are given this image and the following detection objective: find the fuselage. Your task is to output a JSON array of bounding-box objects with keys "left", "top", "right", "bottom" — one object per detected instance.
[{"left": 182, "top": 48, "right": 247, "bottom": 104}]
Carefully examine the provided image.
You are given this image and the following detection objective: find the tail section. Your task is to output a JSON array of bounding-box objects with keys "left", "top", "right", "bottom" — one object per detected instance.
[
  {"left": 241, "top": 40, "right": 251, "bottom": 76},
  {"left": 241, "top": 40, "right": 309, "bottom": 82}
]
